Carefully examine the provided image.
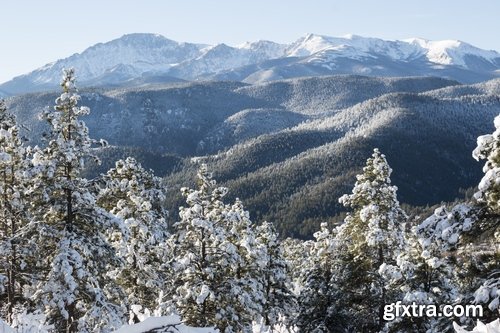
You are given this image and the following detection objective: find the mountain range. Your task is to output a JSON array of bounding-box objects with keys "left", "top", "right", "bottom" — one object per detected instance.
[
  {"left": 2, "top": 33, "right": 500, "bottom": 95},
  {"left": 5, "top": 75, "right": 500, "bottom": 237}
]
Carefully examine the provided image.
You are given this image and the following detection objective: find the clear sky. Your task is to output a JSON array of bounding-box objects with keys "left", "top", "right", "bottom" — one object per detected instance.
[{"left": 1, "top": 0, "right": 499, "bottom": 83}]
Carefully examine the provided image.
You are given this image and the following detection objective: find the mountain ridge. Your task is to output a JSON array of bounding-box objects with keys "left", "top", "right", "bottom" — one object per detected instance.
[{"left": 2, "top": 33, "right": 500, "bottom": 95}]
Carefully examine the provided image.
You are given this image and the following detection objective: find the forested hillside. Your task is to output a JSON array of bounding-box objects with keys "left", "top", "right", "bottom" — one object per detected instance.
[{"left": 6, "top": 75, "right": 500, "bottom": 236}]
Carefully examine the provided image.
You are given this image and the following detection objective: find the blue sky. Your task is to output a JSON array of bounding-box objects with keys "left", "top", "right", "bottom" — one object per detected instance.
[{"left": 1, "top": 0, "right": 499, "bottom": 83}]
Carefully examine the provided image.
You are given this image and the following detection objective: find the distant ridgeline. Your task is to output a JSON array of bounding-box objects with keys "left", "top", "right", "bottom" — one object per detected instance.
[
  {"left": 5, "top": 75, "right": 500, "bottom": 237},
  {"left": 2, "top": 33, "right": 500, "bottom": 95}
]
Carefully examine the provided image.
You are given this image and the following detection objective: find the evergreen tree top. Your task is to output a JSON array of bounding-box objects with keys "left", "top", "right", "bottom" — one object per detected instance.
[
  {"left": 358, "top": 148, "right": 392, "bottom": 184},
  {"left": 54, "top": 68, "right": 89, "bottom": 118},
  {"left": 472, "top": 113, "right": 500, "bottom": 212},
  {"left": 337, "top": 148, "right": 406, "bottom": 254},
  {"left": 0, "top": 99, "right": 17, "bottom": 131},
  {"left": 60, "top": 68, "right": 76, "bottom": 93},
  {"left": 473, "top": 114, "right": 500, "bottom": 170},
  {"left": 339, "top": 148, "right": 399, "bottom": 212}
]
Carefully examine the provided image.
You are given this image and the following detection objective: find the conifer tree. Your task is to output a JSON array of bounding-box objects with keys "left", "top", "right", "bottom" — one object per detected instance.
[
  {"left": 170, "top": 164, "right": 227, "bottom": 328},
  {"left": 0, "top": 99, "right": 32, "bottom": 324},
  {"left": 97, "top": 157, "right": 169, "bottom": 316},
  {"left": 222, "top": 198, "right": 265, "bottom": 328},
  {"left": 384, "top": 212, "right": 464, "bottom": 332},
  {"left": 255, "top": 221, "right": 296, "bottom": 330},
  {"left": 296, "top": 222, "right": 340, "bottom": 332},
  {"left": 281, "top": 237, "right": 315, "bottom": 289},
  {"left": 28, "top": 69, "right": 125, "bottom": 332},
  {"left": 391, "top": 115, "right": 500, "bottom": 331},
  {"left": 334, "top": 148, "right": 407, "bottom": 331},
  {"left": 473, "top": 114, "right": 500, "bottom": 214},
  {"left": 171, "top": 164, "right": 261, "bottom": 332},
  {"left": 468, "top": 114, "right": 500, "bottom": 320}
]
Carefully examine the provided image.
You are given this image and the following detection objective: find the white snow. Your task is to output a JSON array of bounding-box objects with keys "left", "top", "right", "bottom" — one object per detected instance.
[
  {"left": 0, "top": 319, "right": 14, "bottom": 333},
  {"left": 237, "top": 40, "right": 287, "bottom": 59},
  {"left": 9, "top": 32, "right": 500, "bottom": 88},
  {"left": 113, "top": 315, "right": 218, "bottom": 333},
  {"left": 286, "top": 33, "right": 500, "bottom": 68},
  {"left": 453, "top": 319, "right": 500, "bottom": 333},
  {"left": 286, "top": 33, "right": 423, "bottom": 61},
  {"left": 112, "top": 316, "right": 298, "bottom": 333},
  {"left": 406, "top": 37, "right": 500, "bottom": 67}
]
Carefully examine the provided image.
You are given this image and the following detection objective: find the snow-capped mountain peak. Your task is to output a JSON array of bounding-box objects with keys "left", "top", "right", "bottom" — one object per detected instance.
[
  {"left": 237, "top": 40, "right": 287, "bottom": 59},
  {"left": 285, "top": 34, "right": 500, "bottom": 68},
  {"left": 285, "top": 33, "right": 419, "bottom": 61},
  {"left": 114, "top": 33, "right": 176, "bottom": 46},
  {"left": 17, "top": 33, "right": 205, "bottom": 87},
  {"left": 169, "top": 41, "right": 288, "bottom": 80},
  {"left": 286, "top": 33, "right": 337, "bottom": 57},
  {"left": 1, "top": 33, "right": 500, "bottom": 95},
  {"left": 405, "top": 37, "right": 500, "bottom": 66}
]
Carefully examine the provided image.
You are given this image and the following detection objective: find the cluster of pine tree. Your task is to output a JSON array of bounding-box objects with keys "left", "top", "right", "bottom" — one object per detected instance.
[
  {"left": 0, "top": 69, "right": 498, "bottom": 332},
  {"left": 0, "top": 70, "right": 294, "bottom": 332},
  {"left": 291, "top": 147, "right": 499, "bottom": 333}
]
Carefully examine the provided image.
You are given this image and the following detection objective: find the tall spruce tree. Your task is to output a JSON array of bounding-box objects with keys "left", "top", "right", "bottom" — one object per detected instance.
[
  {"left": 334, "top": 148, "right": 407, "bottom": 332},
  {"left": 28, "top": 69, "right": 125, "bottom": 332},
  {"left": 171, "top": 164, "right": 262, "bottom": 333},
  {"left": 384, "top": 209, "right": 465, "bottom": 332},
  {"left": 469, "top": 114, "right": 500, "bottom": 321},
  {"left": 473, "top": 114, "right": 500, "bottom": 214},
  {"left": 296, "top": 222, "right": 340, "bottom": 332},
  {"left": 0, "top": 99, "right": 32, "bottom": 324},
  {"left": 97, "top": 157, "right": 169, "bottom": 316},
  {"left": 222, "top": 198, "right": 265, "bottom": 328},
  {"left": 170, "top": 164, "right": 227, "bottom": 328},
  {"left": 255, "top": 221, "right": 296, "bottom": 330}
]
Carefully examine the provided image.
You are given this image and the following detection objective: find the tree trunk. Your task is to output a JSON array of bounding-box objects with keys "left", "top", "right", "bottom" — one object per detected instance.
[
  {"left": 65, "top": 110, "right": 73, "bottom": 232},
  {"left": 3, "top": 168, "right": 15, "bottom": 324},
  {"left": 378, "top": 245, "right": 386, "bottom": 330},
  {"left": 65, "top": 302, "right": 78, "bottom": 333}
]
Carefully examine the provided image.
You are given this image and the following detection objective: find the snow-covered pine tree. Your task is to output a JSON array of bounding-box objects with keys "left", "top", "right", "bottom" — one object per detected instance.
[
  {"left": 296, "top": 222, "right": 341, "bottom": 332},
  {"left": 393, "top": 114, "right": 500, "bottom": 331},
  {"left": 170, "top": 164, "right": 227, "bottom": 328},
  {"left": 221, "top": 198, "right": 265, "bottom": 328},
  {"left": 255, "top": 221, "right": 296, "bottom": 330},
  {"left": 28, "top": 69, "right": 125, "bottom": 332},
  {"left": 171, "top": 164, "right": 260, "bottom": 333},
  {"left": 334, "top": 148, "right": 407, "bottom": 331},
  {"left": 0, "top": 99, "right": 32, "bottom": 324},
  {"left": 466, "top": 114, "right": 500, "bottom": 321},
  {"left": 280, "top": 236, "right": 315, "bottom": 328},
  {"left": 281, "top": 236, "right": 316, "bottom": 292},
  {"left": 473, "top": 114, "right": 500, "bottom": 215},
  {"left": 97, "top": 157, "right": 169, "bottom": 317},
  {"left": 384, "top": 210, "right": 465, "bottom": 332}
]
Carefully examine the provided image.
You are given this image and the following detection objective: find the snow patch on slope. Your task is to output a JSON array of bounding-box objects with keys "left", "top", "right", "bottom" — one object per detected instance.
[{"left": 171, "top": 40, "right": 287, "bottom": 79}]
